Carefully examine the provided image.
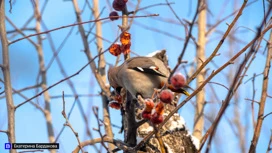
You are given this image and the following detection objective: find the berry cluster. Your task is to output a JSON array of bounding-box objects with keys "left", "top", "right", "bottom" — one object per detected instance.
[
  {"left": 141, "top": 73, "right": 187, "bottom": 124},
  {"left": 109, "top": 31, "right": 131, "bottom": 56},
  {"left": 109, "top": 0, "right": 131, "bottom": 56},
  {"left": 142, "top": 99, "right": 164, "bottom": 124}
]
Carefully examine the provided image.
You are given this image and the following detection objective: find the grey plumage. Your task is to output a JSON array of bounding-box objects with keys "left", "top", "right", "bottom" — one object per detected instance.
[{"left": 108, "top": 56, "right": 169, "bottom": 98}]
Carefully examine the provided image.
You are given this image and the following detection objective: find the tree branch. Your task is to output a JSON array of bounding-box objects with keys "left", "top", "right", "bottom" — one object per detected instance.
[
  {"left": 0, "top": 1, "right": 17, "bottom": 153},
  {"left": 187, "top": 0, "right": 249, "bottom": 84},
  {"left": 93, "top": 0, "right": 114, "bottom": 150},
  {"left": 248, "top": 28, "right": 272, "bottom": 153}
]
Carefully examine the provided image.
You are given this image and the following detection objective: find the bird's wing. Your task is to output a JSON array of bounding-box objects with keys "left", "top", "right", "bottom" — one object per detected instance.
[{"left": 126, "top": 57, "right": 167, "bottom": 77}]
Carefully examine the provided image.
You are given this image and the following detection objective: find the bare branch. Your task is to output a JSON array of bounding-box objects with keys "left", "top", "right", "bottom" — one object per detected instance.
[
  {"left": 62, "top": 91, "right": 84, "bottom": 153},
  {"left": 266, "top": 130, "right": 272, "bottom": 153},
  {"left": 187, "top": 0, "right": 249, "bottom": 84},
  {"left": 168, "top": 1, "right": 200, "bottom": 83},
  {"left": 136, "top": 23, "right": 272, "bottom": 152},
  {"left": 207, "top": 81, "right": 229, "bottom": 91},
  {"left": 249, "top": 29, "right": 272, "bottom": 153},
  {"left": 93, "top": 0, "right": 114, "bottom": 150},
  {"left": 9, "top": 14, "right": 159, "bottom": 45},
  {"left": 193, "top": 0, "right": 206, "bottom": 140},
  {"left": 203, "top": 4, "right": 271, "bottom": 152},
  {"left": 0, "top": 1, "right": 17, "bottom": 151},
  {"left": 92, "top": 106, "right": 110, "bottom": 152},
  {"left": 33, "top": 0, "right": 55, "bottom": 146},
  {"left": 244, "top": 98, "right": 260, "bottom": 104}
]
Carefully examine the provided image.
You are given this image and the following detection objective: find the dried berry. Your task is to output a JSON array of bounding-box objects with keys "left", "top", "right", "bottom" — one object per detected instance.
[
  {"left": 155, "top": 101, "right": 164, "bottom": 115},
  {"left": 120, "top": 31, "right": 131, "bottom": 45},
  {"left": 151, "top": 113, "right": 163, "bottom": 124},
  {"left": 171, "top": 73, "right": 186, "bottom": 88},
  {"left": 108, "top": 101, "right": 121, "bottom": 110},
  {"left": 114, "top": 94, "right": 122, "bottom": 104},
  {"left": 144, "top": 99, "right": 154, "bottom": 112},
  {"left": 141, "top": 99, "right": 155, "bottom": 120},
  {"left": 109, "top": 43, "right": 121, "bottom": 56},
  {"left": 121, "top": 42, "right": 131, "bottom": 55},
  {"left": 109, "top": 11, "right": 119, "bottom": 21},
  {"left": 112, "top": 0, "right": 126, "bottom": 11},
  {"left": 159, "top": 89, "right": 174, "bottom": 104}
]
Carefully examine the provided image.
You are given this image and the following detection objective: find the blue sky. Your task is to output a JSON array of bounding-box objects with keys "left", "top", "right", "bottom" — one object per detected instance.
[{"left": 0, "top": 0, "right": 271, "bottom": 152}]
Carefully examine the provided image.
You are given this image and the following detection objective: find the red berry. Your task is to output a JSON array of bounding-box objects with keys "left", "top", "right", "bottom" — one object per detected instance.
[
  {"left": 108, "top": 102, "right": 121, "bottom": 110},
  {"left": 117, "top": 0, "right": 128, "bottom": 4},
  {"left": 142, "top": 110, "right": 152, "bottom": 120},
  {"left": 112, "top": 0, "right": 126, "bottom": 11},
  {"left": 150, "top": 112, "right": 163, "bottom": 124},
  {"left": 114, "top": 95, "right": 122, "bottom": 104},
  {"left": 109, "top": 11, "right": 119, "bottom": 21},
  {"left": 170, "top": 73, "right": 186, "bottom": 88},
  {"left": 159, "top": 89, "right": 173, "bottom": 104}
]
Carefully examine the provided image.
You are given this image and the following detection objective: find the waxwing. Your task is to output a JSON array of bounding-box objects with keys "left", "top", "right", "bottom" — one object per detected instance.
[{"left": 108, "top": 51, "right": 189, "bottom": 98}]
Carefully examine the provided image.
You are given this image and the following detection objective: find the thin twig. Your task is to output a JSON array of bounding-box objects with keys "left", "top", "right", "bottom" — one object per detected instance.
[
  {"left": 92, "top": 0, "right": 114, "bottom": 150},
  {"left": 251, "top": 73, "right": 257, "bottom": 127},
  {"left": 244, "top": 98, "right": 260, "bottom": 104},
  {"left": 62, "top": 91, "right": 84, "bottom": 153},
  {"left": 9, "top": 14, "right": 159, "bottom": 45},
  {"left": 135, "top": 2, "right": 175, "bottom": 13},
  {"left": 207, "top": 81, "right": 229, "bottom": 91},
  {"left": 249, "top": 29, "right": 272, "bottom": 153},
  {"left": 134, "top": 21, "right": 184, "bottom": 41},
  {"left": 55, "top": 96, "right": 78, "bottom": 142},
  {"left": 165, "top": 0, "right": 187, "bottom": 35},
  {"left": 51, "top": 94, "right": 100, "bottom": 99},
  {"left": 168, "top": 0, "right": 200, "bottom": 83},
  {"left": 92, "top": 106, "right": 110, "bottom": 152},
  {"left": 0, "top": 130, "right": 8, "bottom": 134},
  {"left": 244, "top": 72, "right": 263, "bottom": 84},
  {"left": 266, "top": 130, "right": 272, "bottom": 153},
  {"left": 263, "top": 112, "right": 272, "bottom": 119}
]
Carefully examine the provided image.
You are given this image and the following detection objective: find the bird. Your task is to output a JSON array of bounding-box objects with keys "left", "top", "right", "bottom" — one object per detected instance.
[{"left": 108, "top": 51, "right": 189, "bottom": 99}]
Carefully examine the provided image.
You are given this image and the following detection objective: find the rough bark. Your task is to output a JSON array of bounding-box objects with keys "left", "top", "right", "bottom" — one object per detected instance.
[{"left": 0, "top": 1, "right": 17, "bottom": 153}]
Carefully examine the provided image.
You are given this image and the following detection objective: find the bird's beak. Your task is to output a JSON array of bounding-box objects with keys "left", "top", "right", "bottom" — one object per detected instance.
[
  {"left": 180, "top": 89, "right": 190, "bottom": 96},
  {"left": 167, "top": 84, "right": 190, "bottom": 96}
]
